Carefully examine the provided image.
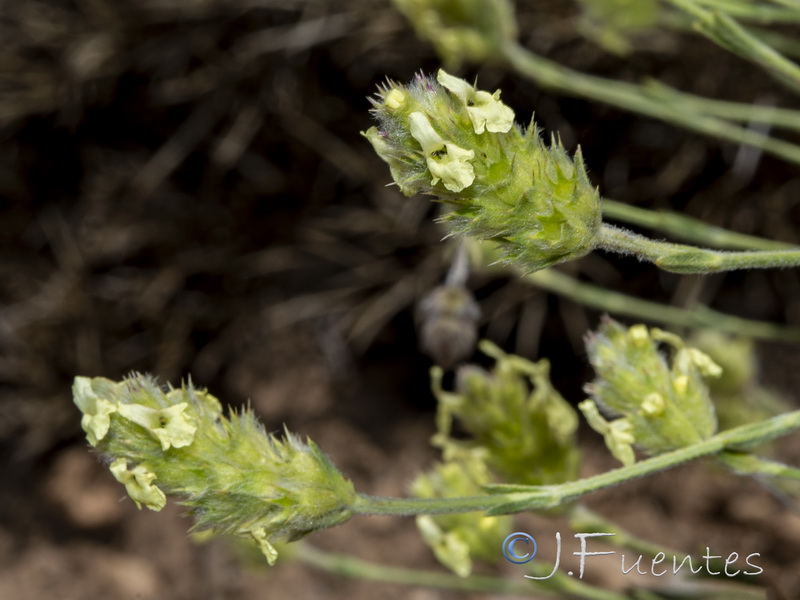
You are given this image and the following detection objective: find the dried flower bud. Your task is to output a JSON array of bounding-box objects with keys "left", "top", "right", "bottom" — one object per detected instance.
[
  {"left": 363, "top": 70, "right": 601, "bottom": 272},
  {"left": 418, "top": 284, "right": 481, "bottom": 369}
]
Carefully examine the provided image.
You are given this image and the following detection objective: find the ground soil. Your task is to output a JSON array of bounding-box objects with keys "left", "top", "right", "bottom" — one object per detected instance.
[{"left": 2, "top": 1, "right": 800, "bottom": 599}]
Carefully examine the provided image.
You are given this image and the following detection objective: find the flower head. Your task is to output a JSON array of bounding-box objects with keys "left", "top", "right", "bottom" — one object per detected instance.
[
  {"left": 72, "top": 374, "right": 356, "bottom": 564},
  {"left": 391, "top": 0, "right": 517, "bottom": 68},
  {"left": 582, "top": 318, "right": 720, "bottom": 462},
  {"left": 418, "top": 284, "right": 481, "bottom": 369},
  {"left": 430, "top": 340, "right": 580, "bottom": 485},
  {"left": 363, "top": 70, "right": 601, "bottom": 272},
  {"left": 413, "top": 448, "right": 511, "bottom": 577}
]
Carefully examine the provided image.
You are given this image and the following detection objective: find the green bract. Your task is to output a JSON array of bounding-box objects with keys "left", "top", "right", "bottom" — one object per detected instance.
[
  {"left": 72, "top": 374, "right": 357, "bottom": 565},
  {"left": 363, "top": 70, "right": 601, "bottom": 271}
]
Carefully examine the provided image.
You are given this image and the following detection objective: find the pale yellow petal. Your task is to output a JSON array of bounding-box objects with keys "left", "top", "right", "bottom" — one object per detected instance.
[
  {"left": 409, "top": 112, "right": 475, "bottom": 192},
  {"left": 250, "top": 527, "right": 279, "bottom": 565},
  {"left": 428, "top": 143, "right": 475, "bottom": 192},
  {"left": 118, "top": 402, "right": 197, "bottom": 451},
  {"left": 109, "top": 458, "right": 166, "bottom": 511},
  {"left": 437, "top": 69, "right": 514, "bottom": 134},
  {"left": 409, "top": 111, "right": 446, "bottom": 154},
  {"left": 73, "top": 376, "right": 117, "bottom": 446},
  {"left": 436, "top": 69, "right": 473, "bottom": 104}
]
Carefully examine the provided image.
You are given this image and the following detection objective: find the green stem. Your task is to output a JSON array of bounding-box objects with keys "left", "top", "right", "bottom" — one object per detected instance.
[
  {"left": 720, "top": 451, "right": 800, "bottom": 481},
  {"left": 641, "top": 80, "right": 800, "bottom": 133},
  {"left": 661, "top": 0, "right": 800, "bottom": 93},
  {"left": 524, "top": 268, "right": 800, "bottom": 342},
  {"left": 353, "top": 492, "right": 508, "bottom": 516},
  {"left": 690, "top": 0, "right": 800, "bottom": 24},
  {"left": 353, "top": 410, "right": 800, "bottom": 517},
  {"left": 293, "top": 543, "right": 628, "bottom": 600},
  {"left": 597, "top": 223, "right": 800, "bottom": 273},
  {"left": 569, "top": 505, "right": 678, "bottom": 559},
  {"left": 602, "top": 199, "right": 795, "bottom": 251},
  {"left": 501, "top": 41, "right": 800, "bottom": 166},
  {"left": 568, "top": 505, "right": 740, "bottom": 578}
]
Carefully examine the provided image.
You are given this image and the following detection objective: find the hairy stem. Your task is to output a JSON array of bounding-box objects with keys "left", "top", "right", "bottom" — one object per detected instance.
[
  {"left": 601, "top": 199, "right": 795, "bottom": 251},
  {"left": 294, "top": 543, "right": 628, "bottom": 600},
  {"left": 524, "top": 268, "right": 800, "bottom": 342},
  {"left": 353, "top": 410, "right": 800, "bottom": 517},
  {"left": 597, "top": 224, "right": 800, "bottom": 273},
  {"left": 501, "top": 41, "right": 800, "bottom": 166},
  {"left": 662, "top": 0, "right": 800, "bottom": 93}
]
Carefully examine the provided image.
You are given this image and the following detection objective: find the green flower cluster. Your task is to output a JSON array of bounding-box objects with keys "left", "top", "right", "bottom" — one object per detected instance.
[
  {"left": 73, "top": 374, "right": 356, "bottom": 564},
  {"left": 581, "top": 318, "right": 721, "bottom": 465},
  {"left": 689, "top": 330, "right": 787, "bottom": 432},
  {"left": 412, "top": 448, "right": 511, "bottom": 577},
  {"left": 413, "top": 341, "right": 580, "bottom": 575},
  {"left": 434, "top": 340, "right": 581, "bottom": 485},
  {"left": 391, "top": 0, "right": 516, "bottom": 67},
  {"left": 363, "top": 70, "right": 602, "bottom": 272}
]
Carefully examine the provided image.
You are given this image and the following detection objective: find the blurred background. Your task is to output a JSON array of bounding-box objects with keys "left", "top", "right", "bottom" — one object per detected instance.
[{"left": 1, "top": 0, "right": 800, "bottom": 598}]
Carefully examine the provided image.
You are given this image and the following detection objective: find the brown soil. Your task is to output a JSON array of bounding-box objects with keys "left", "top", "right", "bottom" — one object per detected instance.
[{"left": 2, "top": 1, "right": 799, "bottom": 599}]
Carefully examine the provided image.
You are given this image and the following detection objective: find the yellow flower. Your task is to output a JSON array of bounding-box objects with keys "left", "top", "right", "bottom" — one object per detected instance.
[
  {"left": 579, "top": 400, "right": 635, "bottom": 466},
  {"left": 417, "top": 515, "right": 472, "bottom": 577},
  {"left": 249, "top": 527, "right": 279, "bottom": 566},
  {"left": 109, "top": 458, "right": 166, "bottom": 511},
  {"left": 383, "top": 88, "right": 407, "bottom": 111},
  {"left": 641, "top": 392, "right": 665, "bottom": 417},
  {"left": 436, "top": 70, "right": 514, "bottom": 134},
  {"left": 409, "top": 112, "right": 475, "bottom": 192},
  {"left": 117, "top": 402, "right": 197, "bottom": 451},
  {"left": 72, "top": 376, "right": 117, "bottom": 446},
  {"left": 361, "top": 126, "right": 416, "bottom": 195}
]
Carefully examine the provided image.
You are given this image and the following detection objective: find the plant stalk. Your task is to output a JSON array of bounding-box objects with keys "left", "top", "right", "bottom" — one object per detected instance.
[
  {"left": 597, "top": 224, "right": 800, "bottom": 273},
  {"left": 353, "top": 410, "right": 800, "bottom": 517}
]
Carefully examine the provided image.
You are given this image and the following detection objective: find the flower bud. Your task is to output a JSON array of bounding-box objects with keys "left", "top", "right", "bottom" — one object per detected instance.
[
  {"left": 72, "top": 374, "right": 356, "bottom": 564},
  {"left": 363, "top": 70, "right": 601, "bottom": 272}
]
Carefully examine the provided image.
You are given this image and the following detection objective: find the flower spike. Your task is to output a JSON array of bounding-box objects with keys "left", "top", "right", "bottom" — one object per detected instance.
[{"left": 363, "top": 70, "right": 601, "bottom": 272}]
